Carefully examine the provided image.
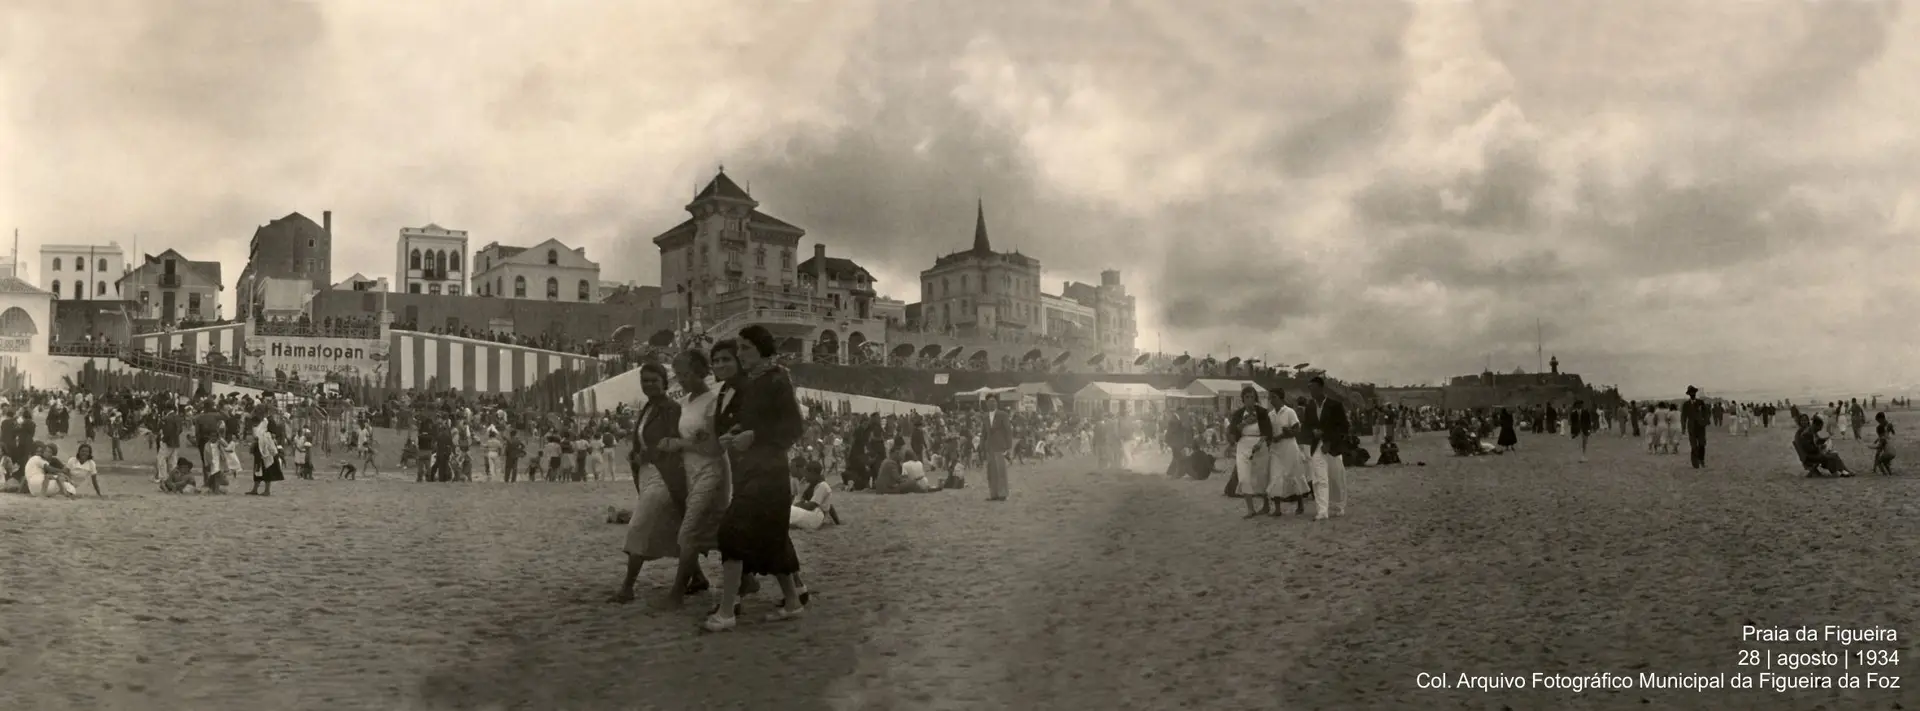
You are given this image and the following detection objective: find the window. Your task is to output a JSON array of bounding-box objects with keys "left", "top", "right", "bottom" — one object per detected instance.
[
  {"left": 409, "top": 283, "right": 421, "bottom": 294},
  {"left": 755, "top": 247, "right": 766, "bottom": 267},
  {"left": 139, "top": 291, "right": 149, "bottom": 304},
  {"left": 51, "top": 258, "right": 61, "bottom": 271},
  {"left": 545, "top": 277, "right": 559, "bottom": 300},
  {"left": 72, "top": 282, "right": 83, "bottom": 299},
  {"left": 496, "top": 277, "right": 503, "bottom": 295},
  {"left": 410, "top": 249, "right": 421, "bottom": 269},
  {"left": 305, "top": 258, "right": 315, "bottom": 273},
  {"left": 449, "top": 286, "right": 461, "bottom": 296},
  {"left": 429, "top": 284, "right": 442, "bottom": 295},
  {"left": 98, "top": 258, "right": 107, "bottom": 272},
  {"left": 781, "top": 250, "right": 792, "bottom": 269},
  {"left": 50, "top": 279, "right": 60, "bottom": 296},
  {"left": 96, "top": 281, "right": 106, "bottom": 296},
  {"left": 514, "top": 276, "right": 526, "bottom": 298},
  {"left": 436, "top": 250, "right": 448, "bottom": 273},
  {"left": 449, "top": 253, "right": 460, "bottom": 272},
  {"left": 546, "top": 249, "right": 558, "bottom": 265},
  {"left": 188, "top": 293, "right": 201, "bottom": 315},
  {"left": 577, "top": 279, "right": 590, "bottom": 301}
]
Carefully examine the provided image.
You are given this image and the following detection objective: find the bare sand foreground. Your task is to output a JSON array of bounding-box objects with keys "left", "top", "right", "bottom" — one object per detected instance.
[{"left": 2, "top": 416, "right": 1915, "bottom": 710}]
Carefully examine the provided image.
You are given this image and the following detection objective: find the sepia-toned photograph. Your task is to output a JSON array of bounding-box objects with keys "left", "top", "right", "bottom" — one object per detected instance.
[{"left": 1, "top": 1, "right": 1913, "bottom": 709}]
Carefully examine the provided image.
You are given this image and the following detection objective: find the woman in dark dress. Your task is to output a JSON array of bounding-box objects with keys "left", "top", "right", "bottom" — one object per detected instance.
[
  {"left": 246, "top": 404, "right": 286, "bottom": 496},
  {"left": 704, "top": 328, "right": 809, "bottom": 632},
  {"left": 1496, "top": 408, "right": 1518, "bottom": 452}
]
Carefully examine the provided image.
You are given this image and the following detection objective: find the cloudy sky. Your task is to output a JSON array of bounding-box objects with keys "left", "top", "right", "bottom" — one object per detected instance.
[{"left": 4, "top": 0, "right": 1915, "bottom": 398}]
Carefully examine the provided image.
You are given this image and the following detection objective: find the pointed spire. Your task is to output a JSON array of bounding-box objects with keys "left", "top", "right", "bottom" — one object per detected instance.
[{"left": 971, "top": 199, "right": 992, "bottom": 253}]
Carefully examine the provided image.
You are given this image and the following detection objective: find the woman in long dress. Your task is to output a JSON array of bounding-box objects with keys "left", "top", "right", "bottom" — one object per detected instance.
[
  {"left": 1496, "top": 407, "right": 1519, "bottom": 452},
  {"left": 1264, "top": 389, "right": 1311, "bottom": 516},
  {"left": 660, "top": 350, "right": 731, "bottom": 606},
  {"left": 705, "top": 328, "right": 809, "bottom": 632},
  {"left": 610, "top": 362, "right": 695, "bottom": 604},
  {"left": 247, "top": 406, "right": 285, "bottom": 496},
  {"left": 1226, "top": 385, "right": 1275, "bottom": 519}
]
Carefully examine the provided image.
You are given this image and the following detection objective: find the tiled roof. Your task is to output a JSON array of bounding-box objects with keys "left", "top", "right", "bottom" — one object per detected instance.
[
  {"left": 797, "top": 255, "right": 874, "bottom": 282},
  {"left": 748, "top": 209, "right": 802, "bottom": 233},
  {"left": 696, "top": 171, "right": 754, "bottom": 202},
  {"left": 0, "top": 276, "right": 52, "bottom": 295}
]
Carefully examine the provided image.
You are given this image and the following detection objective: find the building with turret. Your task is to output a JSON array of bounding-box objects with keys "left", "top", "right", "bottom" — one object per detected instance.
[
  {"left": 918, "top": 201, "right": 1042, "bottom": 337},
  {"left": 652, "top": 170, "right": 813, "bottom": 324}
]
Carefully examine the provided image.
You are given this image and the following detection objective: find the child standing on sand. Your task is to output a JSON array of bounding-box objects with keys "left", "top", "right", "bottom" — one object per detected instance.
[{"left": 294, "top": 429, "right": 315, "bottom": 480}]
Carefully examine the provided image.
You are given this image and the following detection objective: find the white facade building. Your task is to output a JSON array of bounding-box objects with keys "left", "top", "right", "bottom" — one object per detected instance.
[
  {"left": 472, "top": 239, "right": 602, "bottom": 302},
  {"left": 40, "top": 242, "right": 127, "bottom": 301},
  {"left": 397, "top": 224, "right": 469, "bottom": 296}
]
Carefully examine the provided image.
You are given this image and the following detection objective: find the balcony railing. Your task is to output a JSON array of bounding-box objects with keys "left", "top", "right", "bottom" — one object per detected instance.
[{"left": 159, "top": 273, "right": 181, "bottom": 288}]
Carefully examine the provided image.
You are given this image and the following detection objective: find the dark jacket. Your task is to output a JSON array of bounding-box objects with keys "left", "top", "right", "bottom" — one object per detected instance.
[
  {"left": 634, "top": 396, "right": 686, "bottom": 506},
  {"left": 1226, "top": 406, "right": 1274, "bottom": 444},
  {"left": 1302, "top": 397, "right": 1350, "bottom": 456}
]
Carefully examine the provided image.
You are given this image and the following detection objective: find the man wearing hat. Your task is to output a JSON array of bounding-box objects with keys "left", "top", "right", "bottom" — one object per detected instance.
[
  {"left": 983, "top": 392, "right": 1013, "bottom": 501},
  {"left": 1681, "top": 385, "right": 1710, "bottom": 468}
]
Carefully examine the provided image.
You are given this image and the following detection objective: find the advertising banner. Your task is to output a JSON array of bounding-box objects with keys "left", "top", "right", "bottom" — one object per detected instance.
[{"left": 244, "top": 335, "right": 388, "bottom": 379}]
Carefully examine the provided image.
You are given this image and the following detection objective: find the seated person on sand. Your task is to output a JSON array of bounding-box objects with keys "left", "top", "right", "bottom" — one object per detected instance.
[
  {"left": 1795, "top": 416, "right": 1853, "bottom": 478},
  {"left": 874, "top": 449, "right": 936, "bottom": 494},
  {"left": 161, "top": 457, "right": 202, "bottom": 494},
  {"left": 22, "top": 443, "right": 72, "bottom": 497},
  {"left": 790, "top": 462, "right": 841, "bottom": 530},
  {"left": 1342, "top": 435, "right": 1372, "bottom": 468},
  {"left": 55, "top": 443, "right": 102, "bottom": 498},
  {"left": 1377, "top": 434, "right": 1402, "bottom": 465},
  {"left": 0, "top": 454, "right": 20, "bottom": 493}
]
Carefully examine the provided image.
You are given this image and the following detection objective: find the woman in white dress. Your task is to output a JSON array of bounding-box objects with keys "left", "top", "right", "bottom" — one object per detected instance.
[
  {"left": 662, "top": 350, "right": 732, "bottom": 607},
  {"left": 1264, "top": 389, "right": 1311, "bottom": 516},
  {"left": 1226, "top": 385, "right": 1275, "bottom": 519}
]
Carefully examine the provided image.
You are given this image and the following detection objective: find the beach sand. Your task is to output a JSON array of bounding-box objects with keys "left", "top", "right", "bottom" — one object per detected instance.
[{"left": 2, "top": 415, "right": 1914, "bottom": 710}]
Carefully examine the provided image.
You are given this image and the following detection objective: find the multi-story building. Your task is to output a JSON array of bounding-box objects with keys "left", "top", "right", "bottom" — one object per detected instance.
[
  {"left": 797, "top": 246, "right": 878, "bottom": 320},
  {"left": 396, "top": 223, "right": 468, "bottom": 295},
  {"left": 1041, "top": 292, "right": 1095, "bottom": 342},
  {"left": 236, "top": 211, "right": 332, "bottom": 319},
  {"left": 1062, "top": 269, "right": 1138, "bottom": 354},
  {"left": 918, "top": 201, "right": 1042, "bottom": 336},
  {"left": 471, "top": 239, "right": 602, "bottom": 302},
  {"left": 652, "top": 170, "right": 814, "bottom": 324},
  {"left": 118, "top": 249, "right": 222, "bottom": 322},
  {"left": 601, "top": 283, "right": 662, "bottom": 309},
  {"left": 39, "top": 242, "right": 126, "bottom": 301}
]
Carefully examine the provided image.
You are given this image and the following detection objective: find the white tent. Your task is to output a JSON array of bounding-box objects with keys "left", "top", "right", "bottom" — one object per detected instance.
[
  {"left": 1073, "top": 381, "right": 1168, "bottom": 416},
  {"left": 1186, "top": 378, "right": 1266, "bottom": 412}
]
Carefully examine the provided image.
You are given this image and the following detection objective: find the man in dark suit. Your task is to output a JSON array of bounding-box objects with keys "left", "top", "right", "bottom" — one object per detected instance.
[
  {"left": 983, "top": 393, "right": 1013, "bottom": 501},
  {"left": 1301, "top": 376, "right": 1350, "bottom": 520},
  {"left": 1681, "top": 385, "right": 1710, "bottom": 468}
]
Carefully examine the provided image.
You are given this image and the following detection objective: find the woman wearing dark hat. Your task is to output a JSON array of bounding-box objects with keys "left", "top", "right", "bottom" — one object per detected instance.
[{"left": 705, "top": 326, "right": 809, "bottom": 632}]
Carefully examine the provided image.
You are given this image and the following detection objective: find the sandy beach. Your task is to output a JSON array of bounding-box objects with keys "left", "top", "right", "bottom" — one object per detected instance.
[{"left": 2, "top": 416, "right": 1914, "bottom": 710}]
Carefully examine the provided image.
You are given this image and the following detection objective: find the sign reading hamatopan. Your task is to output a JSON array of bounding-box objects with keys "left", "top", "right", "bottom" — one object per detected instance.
[{"left": 244, "top": 335, "right": 389, "bottom": 379}]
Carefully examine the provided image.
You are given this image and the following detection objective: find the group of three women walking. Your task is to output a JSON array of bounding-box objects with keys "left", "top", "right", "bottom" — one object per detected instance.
[{"left": 614, "top": 325, "right": 812, "bottom": 633}]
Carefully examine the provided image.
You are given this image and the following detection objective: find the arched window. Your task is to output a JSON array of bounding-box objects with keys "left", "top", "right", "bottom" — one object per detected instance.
[
  {"left": 577, "top": 279, "right": 590, "bottom": 300},
  {"left": 50, "top": 258, "right": 61, "bottom": 272},
  {"left": 449, "top": 253, "right": 460, "bottom": 271},
  {"left": 98, "top": 258, "right": 108, "bottom": 272},
  {"left": 72, "top": 282, "right": 83, "bottom": 299},
  {"left": 96, "top": 281, "right": 106, "bottom": 296},
  {"left": 545, "top": 277, "right": 559, "bottom": 299},
  {"left": 409, "top": 249, "right": 421, "bottom": 269},
  {"left": 546, "top": 249, "right": 558, "bottom": 265},
  {"left": 435, "top": 250, "right": 447, "bottom": 273},
  {"left": 0, "top": 307, "right": 37, "bottom": 336},
  {"left": 513, "top": 275, "right": 526, "bottom": 298},
  {"left": 50, "top": 279, "right": 60, "bottom": 296},
  {"left": 496, "top": 277, "right": 503, "bottom": 296}
]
